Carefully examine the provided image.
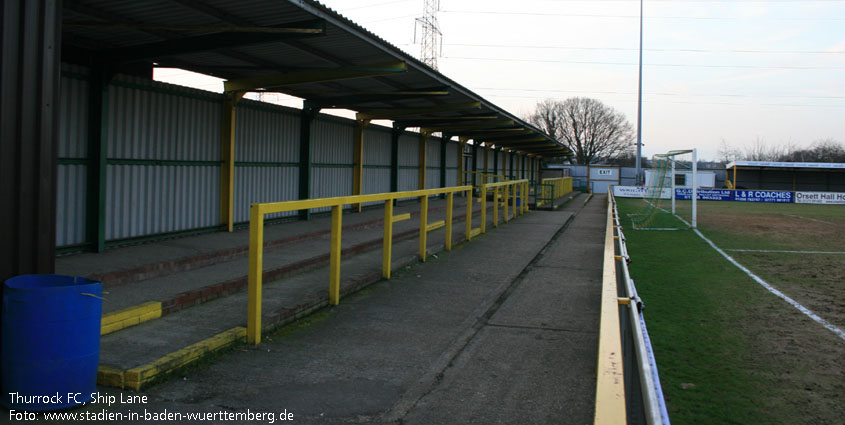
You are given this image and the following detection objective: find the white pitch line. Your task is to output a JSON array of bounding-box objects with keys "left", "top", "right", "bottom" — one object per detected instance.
[
  {"left": 780, "top": 213, "right": 836, "bottom": 225},
  {"left": 693, "top": 229, "right": 845, "bottom": 341},
  {"left": 725, "top": 249, "right": 845, "bottom": 255}
]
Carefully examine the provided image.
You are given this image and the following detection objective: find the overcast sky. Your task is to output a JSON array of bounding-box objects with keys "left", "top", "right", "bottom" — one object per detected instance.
[{"left": 158, "top": 0, "right": 845, "bottom": 161}]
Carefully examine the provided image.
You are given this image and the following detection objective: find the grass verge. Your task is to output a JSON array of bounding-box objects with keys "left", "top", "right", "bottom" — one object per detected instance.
[{"left": 616, "top": 198, "right": 844, "bottom": 425}]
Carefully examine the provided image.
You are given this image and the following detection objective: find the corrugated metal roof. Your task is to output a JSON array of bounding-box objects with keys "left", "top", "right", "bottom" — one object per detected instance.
[{"left": 62, "top": 0, "right": 571, "bottom": 157}]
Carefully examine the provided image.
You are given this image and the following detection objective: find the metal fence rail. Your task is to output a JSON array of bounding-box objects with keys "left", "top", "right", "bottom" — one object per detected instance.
[
  {"left": 595, "top": 190, "right": 670, "bottom": 425},
  {"left": 246, "top": 180, "right": 529, "bottom": 344},
  {"left": 535, "top": 177, "right": 573, "bottom": 208}
]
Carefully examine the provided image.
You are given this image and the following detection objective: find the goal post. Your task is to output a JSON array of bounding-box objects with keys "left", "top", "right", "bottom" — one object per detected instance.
[{"left": 631, "top": 148, "right": 697, "bottom": 230}]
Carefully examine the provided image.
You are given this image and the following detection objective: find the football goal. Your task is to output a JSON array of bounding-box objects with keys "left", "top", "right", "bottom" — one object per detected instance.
[{"left": 629, "top": 149, "right": 698, "bottom": 230}]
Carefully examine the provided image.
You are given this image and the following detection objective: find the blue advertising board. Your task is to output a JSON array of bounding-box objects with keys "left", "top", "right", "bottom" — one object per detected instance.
[
  {"left": 733, "top": 190, "right": 793, "bottom": 203},
  {"left": 675, "top": 189, "right": 733, "bottom": 201}
]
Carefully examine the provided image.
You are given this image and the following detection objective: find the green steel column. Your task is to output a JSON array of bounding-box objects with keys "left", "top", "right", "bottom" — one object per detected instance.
[
  {"left": 86, "top": 64, "right": 112, "bottom": 252},
  {"left": 418, "top": 131, "right": 428, "bottom": 190},
  {"left": 440, "top": 134, "right": 448, "bottom": 189},
  {"left": 299, "top": 101, "right": 320, "bottom": 220},
  {"left": 509, "top": 150, "right": 514, "bottom": 180},
  {"left": 391, "top": 124, "right": 403, "bottom": 194},
  {"left": 493, "top": 147, "right": 499, "bottom": 181},
  {"left": 471, "top": 142, "right": 478, "bottom": 187}
]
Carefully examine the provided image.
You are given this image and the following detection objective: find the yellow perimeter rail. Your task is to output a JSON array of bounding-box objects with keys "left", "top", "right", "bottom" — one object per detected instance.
[
  {"left": 462, "top": 170, "right": 506, "bottom": 186},
  {"left": 248, "top": 183, "right": 526, "bottom": 345},
  {"left": 536, "top": 177, "right": 573, "bottom": 207},
  {"left": 594, "top": 189, "right": 627, "bottom": 424}
]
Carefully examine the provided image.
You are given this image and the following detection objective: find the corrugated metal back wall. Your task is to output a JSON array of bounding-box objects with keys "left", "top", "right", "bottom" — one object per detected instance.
[
  {"left": 234, "top": 101, "right": 300, "bottom": 223},
  {"left": 426, "top": 137, "right": 440, "bottom": 189},
  {"left": 362, "top": 127, "right": 391, "bottom": 207},
  {"left": 105, "top": 75, "right": 221, "bottom": 241},
  {"left": 56, "top": 66, "right": 466, "bottom": 248},
  {"left": 57, "top": 67, "right": 90, "bottom": 247},
  {"left": 446, "top": 138, "right": 458, "bottom": 187},
  {"left": 398, "top": 133, "right": 419, "bottom": 194}
]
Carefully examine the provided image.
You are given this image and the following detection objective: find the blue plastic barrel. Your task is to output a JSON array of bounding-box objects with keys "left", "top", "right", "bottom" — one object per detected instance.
[{"left": 2, "top": 275, "right": 102, "bottom": 411}]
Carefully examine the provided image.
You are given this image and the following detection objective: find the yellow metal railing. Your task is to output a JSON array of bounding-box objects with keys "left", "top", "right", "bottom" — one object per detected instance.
[
  {"left": 462, "top": 170, "right": 507, "bottom": 186},
  {"left": 594, "top": 189, "right": 627, "bottom": 424},
  {"left": 246, "top": 182, "right": 528, "bottom": 344},
  {"left": 536, "top": 177, "right": 573, "bottom": 207}
]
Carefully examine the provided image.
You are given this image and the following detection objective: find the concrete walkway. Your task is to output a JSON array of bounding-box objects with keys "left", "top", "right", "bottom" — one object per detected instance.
[{"left": 36, "top": 193, "right": 607, "bottom": 424}]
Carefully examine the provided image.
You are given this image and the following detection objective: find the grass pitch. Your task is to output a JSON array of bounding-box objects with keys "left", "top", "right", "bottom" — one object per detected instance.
[{"left": 616, "top": 198, "right": 845, "bottom": 425}]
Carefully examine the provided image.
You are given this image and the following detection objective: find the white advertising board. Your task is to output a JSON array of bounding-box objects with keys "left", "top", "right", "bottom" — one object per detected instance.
[
  {"left": 612, "top": 186, "right": 671, "bottom": 199},
  {"left": 794, "top": 191, "right": 845, "bottom": 205}
]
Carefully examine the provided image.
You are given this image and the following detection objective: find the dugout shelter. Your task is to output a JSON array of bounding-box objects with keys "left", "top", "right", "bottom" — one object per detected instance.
[{"left": 726, "top": 161, "right": 845, "bottom": 192}]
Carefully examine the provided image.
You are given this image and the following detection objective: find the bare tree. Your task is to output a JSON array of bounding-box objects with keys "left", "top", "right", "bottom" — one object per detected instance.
[
  {"left": 785, "top": 139, "right": 845, "bottom": 162},
  {"left": 717, "top": 138, "right": 742, "bottom": 163},
  {"left": 526, "top": 97, "right": 634, "bottom": 164},
  {"left": 742, "top": 137, "right": 795, "bottom": 161}
]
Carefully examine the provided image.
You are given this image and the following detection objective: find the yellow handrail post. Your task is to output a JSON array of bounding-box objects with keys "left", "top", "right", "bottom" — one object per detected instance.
[
  {"left": 480, "top": 184, "right": 487, "bottom": 234},
  {"left": 492, "top": 186, "right": 499, "bottom": 228},
  {"left": 523, "top": 181, "right": 529, "bottom": 214},
  {"left": 465, "top": 188, "right": 473, "bottom": 240},
  {"left": 382, "top": 199, "right": 393, "bottom": 279},
  {"left": 504, "top": 183, "right": 510, "bottom": 223},
  {"left": 329, "top": 205, "right": 342, "bottom": 305},
  {"left": 247, "top": 204, "right": 265, "bottom": 345},
  {"left": 445, "top": 192, "right": 453, "bottom": 251},
  {"left": 419, "top": 195, "right": 428, "bottom": 261}
]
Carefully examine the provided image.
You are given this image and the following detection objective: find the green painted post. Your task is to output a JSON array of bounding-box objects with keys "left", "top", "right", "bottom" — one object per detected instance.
[
  {"left": 493, "top": 147, "right": 499, "bottom": 181},
  {"left": 299, "top": 101, "right": 320, "bottom": 220},
  {"left": 86, "top": 65, "right": 112, "bottom": 252},
  {"left": 471, "top": 142, "right": 478, "bottom": 187},
  {"left": 440, "top": 134, "right": 448, "bottom": 188}
]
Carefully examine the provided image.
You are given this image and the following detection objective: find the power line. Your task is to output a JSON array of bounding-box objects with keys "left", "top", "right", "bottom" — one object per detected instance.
[
  {"left": 478, "top": 93, "right": 845, "bottom": 108},
  {"left": 475, "top": 86, "right": 845, "bottom": 99},
  {"left": 445, "top": 56, "right": 845, "bottom": 70},
  {"left": 441, "top": 9, "right": 845, "bottom": 21},
  {"left": 343, "top": 0, "right": 415, "bottom": 11},
  {"left": 445, "top": 43, "right": 845, "bottom": 55}
]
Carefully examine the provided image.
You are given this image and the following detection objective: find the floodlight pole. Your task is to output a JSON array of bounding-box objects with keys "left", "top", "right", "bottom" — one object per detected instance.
[
  {"left": 692, "top": 148, "right": 697, "bottom": 229},
  {"left": 635, "top": 0, "right": 643, "bottom": 185}
]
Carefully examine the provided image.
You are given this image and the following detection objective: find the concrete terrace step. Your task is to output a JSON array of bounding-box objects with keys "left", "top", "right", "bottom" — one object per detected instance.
[
  {"left": 96, "top": 205, "right": 521, "bottom": 390},
  {"left": 57, "top": 197, "right": 468, "bottom": 288},
  {"left": 92, "top": 198, "right": 510, "bottom": 339}
]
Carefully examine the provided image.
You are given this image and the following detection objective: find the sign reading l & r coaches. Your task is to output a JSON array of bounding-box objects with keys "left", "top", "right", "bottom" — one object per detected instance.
[{"left": 733, "top": 190, "right": 793, "bottom": 203}]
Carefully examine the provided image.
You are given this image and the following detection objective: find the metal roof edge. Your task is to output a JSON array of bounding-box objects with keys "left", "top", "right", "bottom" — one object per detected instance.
[{"left": 290, "top": 0, "right": 564, "bottom": 150}]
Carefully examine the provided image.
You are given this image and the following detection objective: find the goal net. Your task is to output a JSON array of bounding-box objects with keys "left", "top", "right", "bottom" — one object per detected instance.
[{"left": 629, "top": 149, "right": 698, "bottom": 230}]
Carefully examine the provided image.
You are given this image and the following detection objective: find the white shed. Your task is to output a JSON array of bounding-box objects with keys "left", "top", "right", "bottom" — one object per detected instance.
[{"left": 645, "top": 169, "right": 716, "bottom": 189}]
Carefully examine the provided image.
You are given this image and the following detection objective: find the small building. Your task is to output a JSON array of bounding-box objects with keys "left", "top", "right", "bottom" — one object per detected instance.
[
  {"left": 644, "top": 169, "right": 716, "bottom": 189},
  {"left": 726, "top": 161, "right": 845, "bottom": 192}
]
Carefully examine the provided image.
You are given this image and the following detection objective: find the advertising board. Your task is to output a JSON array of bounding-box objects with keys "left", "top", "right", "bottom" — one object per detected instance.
[
  {"left": 794, "top": 191, "right": 845, "bottom": 205},
  {"left": 612, "top": 186, "right": 671, "bottom": 199},
  {"left": 733, "top": 190, "right": 793, "bottom": 203},
  {"left": 674, "top": 189, "right": 733, "bottom": 201}
]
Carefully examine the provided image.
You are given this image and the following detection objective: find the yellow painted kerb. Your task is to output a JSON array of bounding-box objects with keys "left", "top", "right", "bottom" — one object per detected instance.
[
  {"left": 124, "top": 327, "right": 246, "bottom": 391},
  {"left": 101, "top": 301, "right": 162, "bottom": 335}
]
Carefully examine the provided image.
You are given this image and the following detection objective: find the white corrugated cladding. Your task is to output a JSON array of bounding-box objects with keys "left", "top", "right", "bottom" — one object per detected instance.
[
  {"left": 398, "top": 133, "right": 419, "bottom": 194},
  {"left": 103, "top": 75, "right": 220, "bottom": 241},
  {"left": 445, "top": 138, "right": 459, "bottom": 187},
  {"left": 362, "top": 126, "right": 391, "bottom": 207},
  {"left": 56, "top": 67, "right": 89, "bottom": 247},
  {"left": 56, "top": 67, "right": 471, "bottom": 248},
  {"left": 234, "top": 101, "right": 300, "bottom": 223},
  {"left": 425, "top": 137, "right": 440, "bottom": 189},
  {"left": 311, "top": 116, "right": 353, "bottom": 213}
]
